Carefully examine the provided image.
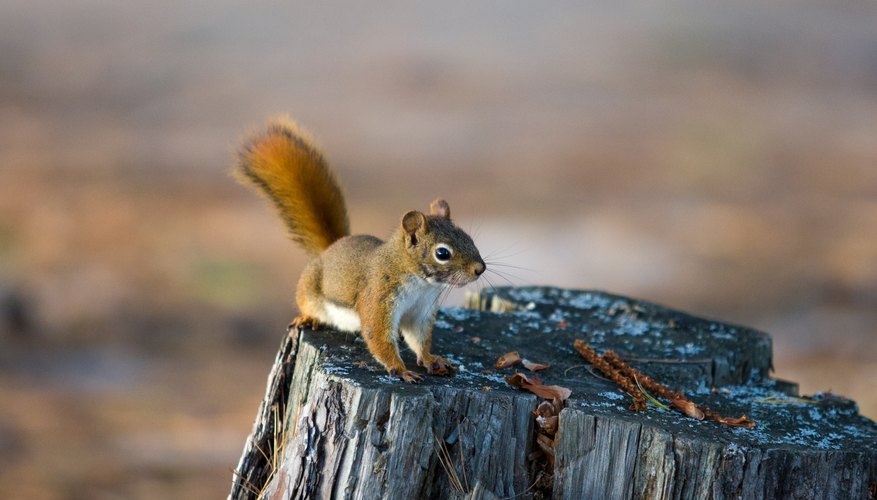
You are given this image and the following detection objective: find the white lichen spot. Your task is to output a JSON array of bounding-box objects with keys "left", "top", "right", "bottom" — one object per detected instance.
[
  {"left": 548, "top": 309, "right": 567, "bottom": 323},
  {"left": 567, "top": 293, "right": 613, "bottom": 310},
  {"left": 613, "top": 317, "right": 650, "bottom": 337},
  {"left": 441, "top": 307, "right": 479, "bottom": 322},
  {"left": 674, "top": 342, "right": 705, "bottom": 356},
  {"left": 434, "top": 318, "right": 453, "bottom": 329},
  {"left": 600, "top": 391, "right": 625, "bottom": 401},
  {"left": 507, "top": 288, "right": 547, "bottom": 303}
]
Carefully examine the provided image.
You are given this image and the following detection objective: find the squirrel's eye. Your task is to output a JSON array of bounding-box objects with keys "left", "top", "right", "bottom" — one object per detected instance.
[{"left": 434, "top": 246, "right": 452, "bottom": 263}]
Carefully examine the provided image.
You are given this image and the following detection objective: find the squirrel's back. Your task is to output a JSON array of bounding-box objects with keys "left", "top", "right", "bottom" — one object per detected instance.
[{"left": 236, "top": 118, "right": 350, "bottom": 254}]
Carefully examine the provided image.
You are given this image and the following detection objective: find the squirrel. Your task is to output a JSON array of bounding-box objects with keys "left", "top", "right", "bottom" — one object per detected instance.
[{"left": 235, "top": 117, "right": 486, "bottom": 383}]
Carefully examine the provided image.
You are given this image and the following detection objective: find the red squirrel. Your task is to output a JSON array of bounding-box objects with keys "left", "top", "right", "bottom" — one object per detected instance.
[{"left": 235, "top": 118, "right": 485, "bottom": 383}]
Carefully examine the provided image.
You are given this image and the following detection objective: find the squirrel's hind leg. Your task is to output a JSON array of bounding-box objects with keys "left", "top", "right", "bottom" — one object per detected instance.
[
  {"left": 288, "top": 315, "right": 321, "bottom": 333},
  {"left": 292, "top": 260, "right": 329, "bottom": 333}
]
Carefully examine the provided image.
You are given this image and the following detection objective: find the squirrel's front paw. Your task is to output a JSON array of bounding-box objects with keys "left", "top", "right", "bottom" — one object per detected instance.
[
  {"left": 388, "top": 369, "right": 423, "bottom": 384},
  {"left": 418, "top": 356, "right": 457, "bottom": 376}
]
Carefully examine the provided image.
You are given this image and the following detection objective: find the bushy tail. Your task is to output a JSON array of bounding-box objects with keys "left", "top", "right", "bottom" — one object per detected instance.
[{"left": 235, "top": 117, "right": 350, "bottom": 254}]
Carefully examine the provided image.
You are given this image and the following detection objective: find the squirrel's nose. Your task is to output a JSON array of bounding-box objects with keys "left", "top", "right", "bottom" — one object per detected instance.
[{"left": 472, "top": 261, "right": 486, "bottom": 276}]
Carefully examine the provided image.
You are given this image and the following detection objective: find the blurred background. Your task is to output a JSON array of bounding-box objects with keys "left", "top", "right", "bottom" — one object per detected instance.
[{"left": 1, "top": 0, "right": 875, "bottom": 497}]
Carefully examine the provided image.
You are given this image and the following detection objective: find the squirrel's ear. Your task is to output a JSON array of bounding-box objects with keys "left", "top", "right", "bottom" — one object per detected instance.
[
  {"left": 402, "top": 211, "right": 428, "bottom": 245},
  {"left": 430, "top": 198, "right": 451, "bottom": 220}
]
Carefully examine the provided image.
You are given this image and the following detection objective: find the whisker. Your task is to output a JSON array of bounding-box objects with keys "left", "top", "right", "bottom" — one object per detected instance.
[
  {"left": 439, "top": 280, "right": 456, "bottom": 307},
  {"left": 483, "top": 261, "right": 534, "bottom": 273},
  {"left": 482, "top": 247, "right": 512, "bottom": 261},
  {"left": 481, "top": 273, "right": 499, "bottom": 292},
  {"left": 483, "top": 249, "right": 510, "bottom": 261},
  {"left": 432, "top": 284, "right": 452, "bottom": 311},
  {"left": 485, "top": 267, "right": 523, "bottom": 284},
  {"left": 471, "top": 219, "right": 483, "bottom": 241},
  {"left": 486, "top": 269, "right": 516, "bottom": 288},
  {"left": 483, "top": 246, "right": 527, "bottom": 261},
  {"left": 483, "top": 267, "right": 526, "bottom": 282},
  {"left": 432, "top": 272, "right": 462, "bottom": 311}
]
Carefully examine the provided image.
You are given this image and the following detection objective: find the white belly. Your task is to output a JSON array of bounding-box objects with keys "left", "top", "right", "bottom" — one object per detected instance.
[
  {"left": 323, "top": 302, "right": 362, "bottom": 333},
  {"left": 394, "top": 277, "right": 444, "bottom": 330},
  {"left": 320, "top": 277, "right": 444, "bottom": 334}
]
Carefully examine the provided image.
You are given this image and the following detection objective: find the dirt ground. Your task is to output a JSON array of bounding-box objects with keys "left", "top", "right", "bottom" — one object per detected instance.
[{"left": 1, "top": 1, "right": 875, "bottom": 498}]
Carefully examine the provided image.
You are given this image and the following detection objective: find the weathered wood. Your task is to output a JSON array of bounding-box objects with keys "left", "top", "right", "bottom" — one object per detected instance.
[
  {"left": 231, "top": 287, "right": 877, "bottom": 499},
  {"left": 253, "top": 328, "right": 537, "bottom": 499},
  {"left": 466, "top": 287, "right": 777, "bottom": 390},
  {"left": 230, "top": 329, "right": 298, "bottom": 499}
]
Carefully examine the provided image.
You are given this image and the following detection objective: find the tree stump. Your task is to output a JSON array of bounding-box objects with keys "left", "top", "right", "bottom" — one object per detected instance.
[{"left": 230, "top": 287, "right": 877, "bottom": 499}]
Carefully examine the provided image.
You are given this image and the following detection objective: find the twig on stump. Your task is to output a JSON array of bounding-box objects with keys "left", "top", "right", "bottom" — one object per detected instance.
[
  {"left": 572, "top": 340, "right": 646, "bottom": 411},
  {"left": 574, "top": 339, "right": 756, "bottom": 428}
]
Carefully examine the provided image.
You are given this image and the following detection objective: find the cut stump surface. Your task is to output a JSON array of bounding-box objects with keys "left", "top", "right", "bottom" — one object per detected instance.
[{"left": 231, "top": 287, "right": 877, "bottom": 499}]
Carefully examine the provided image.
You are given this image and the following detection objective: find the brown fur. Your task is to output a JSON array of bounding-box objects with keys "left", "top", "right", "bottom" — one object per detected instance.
[
  {"left": 235, "top": 117, "right": 349, "bottom": 254},
  {"left": 235, "top": 118, "right": 485, "bottom": 383}
]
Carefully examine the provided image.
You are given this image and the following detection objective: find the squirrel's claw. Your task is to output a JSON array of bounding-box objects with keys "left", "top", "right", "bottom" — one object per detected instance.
[
  {"left": 288, "top": 315, "right": 320, "bottom": 333},
  {"left": 419, "top": 356, "right": 457, "bottom": 376},
  {"left": 390, "top": 369, "right": 423, "bottom": 384}
]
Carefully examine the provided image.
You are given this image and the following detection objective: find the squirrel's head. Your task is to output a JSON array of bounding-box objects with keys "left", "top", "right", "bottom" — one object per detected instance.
[{"left": 400, "top": 198, "right": 485, "bottom": 287}]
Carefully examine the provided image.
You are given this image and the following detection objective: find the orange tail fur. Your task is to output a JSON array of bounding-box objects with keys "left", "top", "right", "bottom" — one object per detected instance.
[{"left": 236, "top": 118, "right": 350, "bottom": 254}]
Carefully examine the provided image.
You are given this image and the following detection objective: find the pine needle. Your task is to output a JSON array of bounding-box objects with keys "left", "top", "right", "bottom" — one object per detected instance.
[{"left": 634, "top": 374, "right": 669, "bottom": 411}]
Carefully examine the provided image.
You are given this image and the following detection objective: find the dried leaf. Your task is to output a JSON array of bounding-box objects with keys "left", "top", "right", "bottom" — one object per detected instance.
[
  {"left": 670, "top": 399, "right": 704, "bottom": 420},
  {"left": 526, "top": 384, "right": 572, "bottom": 401},
  {"left": 505, "top": 373, "right": 572, "bottom": 401},
  {"left": 534, "top": 401, "right": 556, "bottom": 418},
  {"left": 522, "top": 359, "right": 551, "bottom": 372},
  {"left": 535, "top": 434, "right": 555, "bottom": 455},
  {"left": 535, "top": 415, "right": 547, "bottom": 429},
  {"left": 503, "top": 373, "right": 526, "bottom": 388},
  {"left": 555, "top": 321, "right": 569, "bottom": 328},
  {"left": 718, "top": 415, "right": 756, "bottom": 428},
  {"left": 536, "top": 415, "right": 559, "bottom": 435},
  {"left": 504, "top": 372, "right": 541, "bottom": 388},
  {"left": 495, "top": 351, "right": 522, "bottom": 369},
  {"left": 753, "top": 395, "right": 816, "bottom": 405}
]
